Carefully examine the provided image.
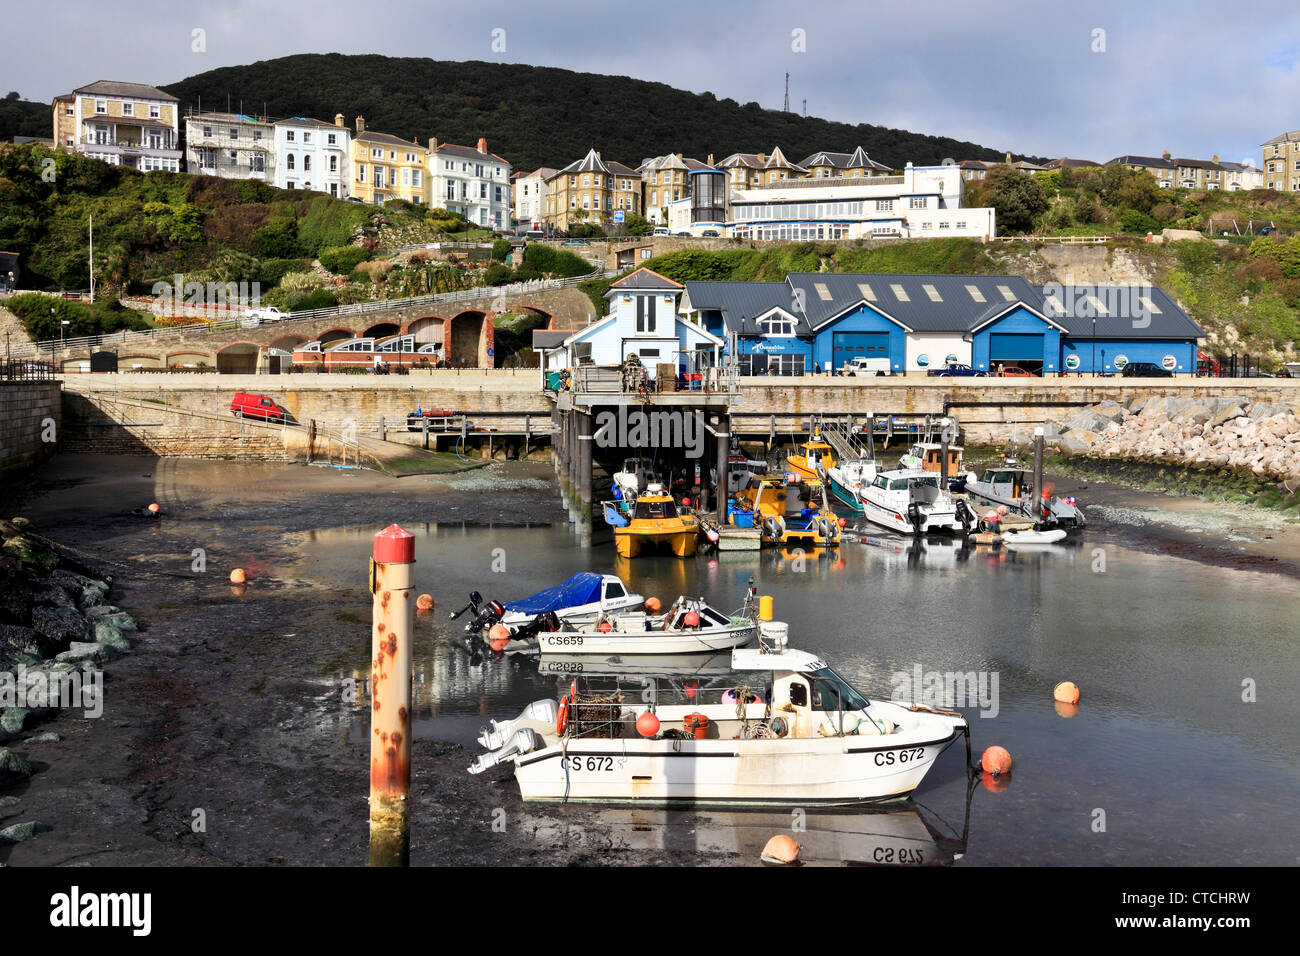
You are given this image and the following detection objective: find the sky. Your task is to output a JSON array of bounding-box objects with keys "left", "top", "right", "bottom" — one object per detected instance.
[{"left": 4, "top": 0, "right": 1298, "bottom": 165}]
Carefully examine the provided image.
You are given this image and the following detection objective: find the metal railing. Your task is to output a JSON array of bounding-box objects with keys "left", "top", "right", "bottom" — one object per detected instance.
[{"left": 6, "top": 267, "right": 601, "bottom": 359}]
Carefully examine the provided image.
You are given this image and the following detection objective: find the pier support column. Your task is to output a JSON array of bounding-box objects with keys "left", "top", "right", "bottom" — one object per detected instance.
[
  {"left": 577, "top": 410, "right": 593, "bottom": 526},
  {"left": 369, "top": 525, "right": 414, "bottom": 868},
  {"left": 715, "top": 415, "right": 729, "bottom": 525},
  {"left": 1032, "top": 426, "right": 1045, "bottom": 521}
]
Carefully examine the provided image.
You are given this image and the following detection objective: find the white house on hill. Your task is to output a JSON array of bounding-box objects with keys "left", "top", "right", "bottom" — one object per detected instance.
[{"left": 549, "top": 268, "right": 723, "bottom": 379}]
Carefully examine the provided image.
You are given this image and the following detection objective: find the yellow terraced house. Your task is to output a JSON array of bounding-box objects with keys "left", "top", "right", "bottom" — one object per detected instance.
[
  {"left": 349, "top": 116, "right": 431, "bottom": 205},
  {"left": 52, "top": 80, "right": 181, "bottom": 172}
]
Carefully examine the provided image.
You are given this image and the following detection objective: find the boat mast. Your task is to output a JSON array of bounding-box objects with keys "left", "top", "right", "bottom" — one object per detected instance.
[{"left": 88, "top": 213, "right": 94, "bottom": 303}]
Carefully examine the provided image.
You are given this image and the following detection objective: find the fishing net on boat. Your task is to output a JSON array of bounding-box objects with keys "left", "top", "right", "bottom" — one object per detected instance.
[{"left": 569, "top": 691, "right": 625, "bottom": 739}]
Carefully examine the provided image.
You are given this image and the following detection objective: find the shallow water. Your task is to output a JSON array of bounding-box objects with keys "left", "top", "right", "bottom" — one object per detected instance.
[{"left": 297, "top": 519, "right": 1300, "bottom": 866}]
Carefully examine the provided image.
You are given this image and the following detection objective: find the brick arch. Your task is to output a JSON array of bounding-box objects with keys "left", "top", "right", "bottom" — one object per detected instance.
[
  {"left": 216, "top": 341, "right": 262, "bottom": 374},
  {"left": 407, "top": 315, "right": 446, "bottom": 347},
  {"left": 269, "top": 334, "right": 309, "bottom": 352},
  {"left": 448, "top": 310, "right": 492, "bottom": 368},
  {"left": 317, "top": 327, "right": 355, "bottom": 347},
  {"left": 363, "top": 321, "right": 400, "bottom": 339}
]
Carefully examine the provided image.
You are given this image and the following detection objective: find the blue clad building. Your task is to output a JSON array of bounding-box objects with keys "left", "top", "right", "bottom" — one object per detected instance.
[{"left": 682, "top": 273, "right": 1203, "bottom": 376}]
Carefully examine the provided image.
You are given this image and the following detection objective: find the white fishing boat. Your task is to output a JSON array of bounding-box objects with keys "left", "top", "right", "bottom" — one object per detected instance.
[
  {"left": 856, "top": 469, "right": 975, "bottom": 535},
  {"left": 450, "top": 573, "right": 644, "bottom": 634},
  {"left": 611, "top": 457, "right": 660, "bottom": 504},
  {"left": 537, "top": 595, "right": 757, "bottom": 656},
  {"left": 469, "top": 631, "right": 970, "bottom": 806},
  {"left": 826, "top": 455, "right": 877, "bottom": 513},
  {"left": 963, "top": 460, "right": 1085, "bottom": 529}
]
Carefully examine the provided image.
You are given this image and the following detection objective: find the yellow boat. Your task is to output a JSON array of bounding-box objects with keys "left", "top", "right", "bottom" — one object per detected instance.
[
  {"left": 786, "top": 434, "right": 837, "bottom": 481},
  {"left": 733, "top": 474, "right": 841, "bottom": 547},
  {"left": 612, "top": 487, "right": 700, "bottom": 559}
]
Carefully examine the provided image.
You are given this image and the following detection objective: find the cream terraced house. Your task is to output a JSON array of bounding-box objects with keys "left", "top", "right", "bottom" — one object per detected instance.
[
  {"left": 1261, "top": 131, "right": 1300, "bottom": 191},
  {"left": 543, "top": 148, "right": 641, "bottom": 231},
  {"left": 351, "top": 117, "right": 430, "bottom": 205},
  {"left": 272, "top": 115, "right": 351, "bottom": 197},
  {"left": 184, "top": 109, "right": 275, "bottom": 183},
  {"left": 52, "top": 80, "right": 181, "bottom": 172},
  {"left": 430, "top": 138, "right": 511, "bottom": 230},
  {"left": 639, "top": 153, "right": 710, "bottom": 223},
  {"left": 514, "top": 167, "right": 557, "bottom": 233}
]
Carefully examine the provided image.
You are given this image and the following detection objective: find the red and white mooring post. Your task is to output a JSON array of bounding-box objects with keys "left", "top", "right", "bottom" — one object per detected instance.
[{"left": 369, "top": 524, "right": 415, "bottom": 867}]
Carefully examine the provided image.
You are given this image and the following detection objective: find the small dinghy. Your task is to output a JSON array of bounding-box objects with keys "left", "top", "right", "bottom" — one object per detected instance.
[
  {"left": 1001, "top": 528, "right": 1068, "bottom": 548},
  {"left": 538, "top": 595, "right": 757, "bottom": 656}
]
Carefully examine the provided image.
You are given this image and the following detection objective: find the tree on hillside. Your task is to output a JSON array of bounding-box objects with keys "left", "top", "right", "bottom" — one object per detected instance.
[{"left": 982, "top": 165, "right": 1049, "bottom": 234}]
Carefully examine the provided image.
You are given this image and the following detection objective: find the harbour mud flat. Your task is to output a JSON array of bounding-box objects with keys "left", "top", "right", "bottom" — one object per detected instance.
[{"left": 1, "top": 452, "right": 1297, "bottom": 866}]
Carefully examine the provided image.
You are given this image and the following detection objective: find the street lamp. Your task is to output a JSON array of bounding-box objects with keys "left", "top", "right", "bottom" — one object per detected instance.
[
  {"left": 61, "top": 319, "right": 70, "bottom": 348},
  {"left": 1091, "top": 317, "right": 1096, "bottom": 378}
]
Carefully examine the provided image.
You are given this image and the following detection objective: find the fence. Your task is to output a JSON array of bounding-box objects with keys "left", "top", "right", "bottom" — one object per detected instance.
[{"left": 6, "top": 267, "right": 601, "bottom": 360}]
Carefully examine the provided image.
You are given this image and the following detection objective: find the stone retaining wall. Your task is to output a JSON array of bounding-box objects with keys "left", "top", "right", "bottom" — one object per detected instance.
[{"left": 0, "top": 381, "right": 61, "bottom": 471}]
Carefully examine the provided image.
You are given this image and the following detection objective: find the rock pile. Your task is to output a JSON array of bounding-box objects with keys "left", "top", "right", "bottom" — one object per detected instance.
[
  {"left": 1051, "top": 396, "right": 1300, "bottom": 480},
  {"left": 1, "top": 517, "right": 137, "bottom": 746}
]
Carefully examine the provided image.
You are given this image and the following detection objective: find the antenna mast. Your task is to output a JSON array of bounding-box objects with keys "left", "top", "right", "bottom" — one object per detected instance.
[{"left": 783, "top": 73, "right": 790, "bottom": 112}]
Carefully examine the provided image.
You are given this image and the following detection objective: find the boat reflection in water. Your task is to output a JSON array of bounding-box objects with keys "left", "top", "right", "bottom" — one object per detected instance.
[{"left": 521, "top": 776, "right": 976, "bottom": 867}]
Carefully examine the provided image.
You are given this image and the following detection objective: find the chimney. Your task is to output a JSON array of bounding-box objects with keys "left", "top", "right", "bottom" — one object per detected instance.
[
  {"left": 707, "top": 153, "right": 714, "bottom": 167},
  {"left": 430, "top": 137, "right": 438, "bottom": 152},
  {"left": 675, "top": 152, "right": 682, "bottom": 161},
  {"left": 757, "top": 152, "right": 766, "bottom": 163},
  {"left": 334, "top": 113, "right": 344, "bottom": 128},
  {"left": 477, "top": 136, "right": 487, "bottom": 154},
  {"left": 1162, "top": 149, "right": 1171, "bottom": 160},
  {"left": 1212, "top": 154, "right": 1219, "bottom": 164},
  {"left": 1005, "top": 152, "right": 1012, "bottom": 163},
  {"left": 595, "top": 150, "right": 601, "bottom": 159},
  {"left": 355, "top": 115, "right": 365, "bottom": 135}
]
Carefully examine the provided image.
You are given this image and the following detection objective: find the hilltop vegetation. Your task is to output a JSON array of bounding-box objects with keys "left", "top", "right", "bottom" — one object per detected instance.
[{"left": 157, "top": 54, "right": 1038, "bottom": 171}]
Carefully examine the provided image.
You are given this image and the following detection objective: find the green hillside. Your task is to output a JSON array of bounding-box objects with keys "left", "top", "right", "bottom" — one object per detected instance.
[{"left": 157, "top": 54, "right": 1042, "bottom": 171}]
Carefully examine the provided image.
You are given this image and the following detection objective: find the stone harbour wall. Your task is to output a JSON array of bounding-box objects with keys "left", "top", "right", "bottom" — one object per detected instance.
[{"left": 0, "top": 381, "right": 61, "bottom": 472}]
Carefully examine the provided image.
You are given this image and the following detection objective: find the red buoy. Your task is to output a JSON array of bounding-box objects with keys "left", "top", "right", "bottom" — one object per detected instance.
[
  {"left": 599, "top": 621, "right": 613, "bottom": 633},
  {"left": 645, "top": 596, "right": 661, "bottom": 614},
  {"left": 635, "top": 712, "right": 660, "bottom": 737},
  {"left": 981, "top": 745, "right": 1013, "bottom": 775},
  {"left": 147, "top": 503, "right": 161, "bottom": 514},
  {"left": 684, "top": 611, "right": 700, "bottom": 628}
]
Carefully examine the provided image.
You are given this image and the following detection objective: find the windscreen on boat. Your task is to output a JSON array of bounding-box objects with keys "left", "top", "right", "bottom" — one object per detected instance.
[
  {"left": 808, "top": 667, "right": 872, "bottom": 711},
  {"left": 503, "top": 573, "right": 605, "bottom": 614}
]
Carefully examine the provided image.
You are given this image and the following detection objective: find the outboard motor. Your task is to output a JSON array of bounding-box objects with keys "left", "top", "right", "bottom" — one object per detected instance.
[
  {"left": 907, "top": 501, "right": 925, "bottom": 537},
  {"left": 955, "top": 499, "right": 974, "bottom": 535},
  {"left": 479, "top": 699, "right": 560, "bottom": 749},
  {"left": 449, "top": 590, "right": 484, "bottom": 621},
  {"left": 816, "top": 516, "right": 836, "bottom": 543},
  {"left": 468, "top": 727, "right": 542, "bottom": 775},
  {"left": 512, "top": 610, "right": 562, "bottom": 639},
  {"left": 465, "top": 599, "right": 506, "bottom": 633},
  {"left": 762, "top": 514, "right": 785, "bottom": 543}
]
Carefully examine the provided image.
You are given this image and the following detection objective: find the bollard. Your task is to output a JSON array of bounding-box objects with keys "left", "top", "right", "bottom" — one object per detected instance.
[{"left": 369, "top": 524, "right": 415, "bottom": 867}]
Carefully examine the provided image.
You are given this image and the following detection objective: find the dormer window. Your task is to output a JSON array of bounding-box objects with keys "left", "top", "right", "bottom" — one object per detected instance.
[{"left": 761, "top": 314, "right": 795, "bottom": 336}]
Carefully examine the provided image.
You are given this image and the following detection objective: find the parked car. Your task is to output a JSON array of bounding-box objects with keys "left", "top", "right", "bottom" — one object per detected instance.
[
  {"left": 674, "top": 231, "right": 691, "bottom": 237},
  {"left": 653, "top": 227, "right": 671, "bottom": 236},
  {"left": 1119, "top": 362, "right": 1174, "bottom": 378},
  {"left": 838, "top": 356, "right": 892, "bottom": 377},
  {"left": 231, "top": 392, "right": 290, "bottom": 423},
  {"left": 995, "top": 366, "right": 1036, "bottom": 378},
  {"left": 242, "top": 306, "right": 287, "bottom": 327},
  {"left": 701, "top": 229, "right": 720, "bottom": 237},
  {"left": 929, "top": 362, "right": 987, "bottom": 377}
]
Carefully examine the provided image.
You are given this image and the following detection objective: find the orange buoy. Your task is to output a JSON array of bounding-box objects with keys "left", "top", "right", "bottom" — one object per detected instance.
[
  {"left": 488, "top": 623, "right": 510, "bottom": 643},
  {"left": 599, "top": 621, "right": 612, "bottom": 633},
  {"left": 645, "top": 596, "right": 661, "bottom": 614},
  {"left": 229, "top": 568, "right": 246, "bottom": 584},
  {"left": 489, "top": 635, "right": 509, "bottom": 651},
  {"left": 996, "top": 504, "right": 1009, "bottom": 516},
  {"left": 1053, "top": 681, "right": 1080, "bottom": 704},
  {"left": 837, "top": 517, "right": 847, "bottom": 527},
  {"left": 147, "top": 503, "right": 161, "bottom": 514},
  {"left": 416, "top": 593, "right": 435, "bottom": 611},
  {"left": 981, "top": 745, "right": 1013, "bottom": 775},
  {"left": 683, "top": 611, "right": 700, "bottom": 628},
  {"left": 635, "top": 712, "right": 660, "bottom": 737},
  {"left": 760, "top": 834, "right": 803, "bottom": 865},
  {"left": 682, "top": 497, "right": 691, "bottom": 508},
  {"left": 684, "top": 680, "right": 699, "bottom": 699}
]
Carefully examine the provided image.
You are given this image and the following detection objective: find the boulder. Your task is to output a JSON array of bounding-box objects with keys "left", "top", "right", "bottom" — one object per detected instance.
[
  {"left": 1208, "top": 405, "right": 1246, "bottom": 429},
  {"left": 0, "top": 709, "right": 26, "bottom": 736},
  {"left": 0, "top": 748, "right": 33, "bottom": 786},
  {"left": 31, "top": 582, "right": 76, "bottom": 610},
  {"left": 0, "top": 821, "right": 50, "bottom": 843},
  {"left": 30, "top": 607, "right": 87, "bottom": 656},
  {"left": 54, "top": 642, "right": 109, "bottom": 665},
  {"left": 1058, "top": 430, "right": 1101, "bottom": 456},
  {"left": 93, "top": 623, "right": 131, "bottom": 654},
  {"left": 0, "top": 625, "right": 42, "bottom": 669}
]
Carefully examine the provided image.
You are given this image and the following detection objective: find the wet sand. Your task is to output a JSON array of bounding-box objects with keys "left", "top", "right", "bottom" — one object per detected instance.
[{"left": 1, "top": 452, "right": 1296, "bottom": 866}]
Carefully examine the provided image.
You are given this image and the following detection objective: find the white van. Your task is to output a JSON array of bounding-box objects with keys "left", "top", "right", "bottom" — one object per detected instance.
[
  {"left": 652, "top": 227, "right": 671, "bottom": 236},
  {"left": 838, "top": 356, "right": 892, "bottom": 377}
]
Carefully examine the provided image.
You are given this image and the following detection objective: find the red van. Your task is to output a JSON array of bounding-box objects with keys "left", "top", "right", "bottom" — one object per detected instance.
[{"left": 231, "top": 392, "right": 289, "bottom": 423}]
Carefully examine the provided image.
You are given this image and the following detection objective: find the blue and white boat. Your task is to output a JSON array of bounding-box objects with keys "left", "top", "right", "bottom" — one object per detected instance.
[{"left": 826, "top": 456, "right": 877, "bottom": 514}]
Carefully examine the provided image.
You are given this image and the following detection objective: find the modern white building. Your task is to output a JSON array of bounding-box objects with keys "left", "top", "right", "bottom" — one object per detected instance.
[
  {"left": 430, "top": 138, "right": 512, "bottom": 230},
  {"left": 184, "top": 109, "right": 274, "bottom": 182},
  {"left": 272, "top": 116, "right": 351, "bottom": 198},
  {"left": 513, "top": 167, "right": 556, "bottom": 232},
  {"left": 727, "top": 164, "right": 996, "bottom": 241}
]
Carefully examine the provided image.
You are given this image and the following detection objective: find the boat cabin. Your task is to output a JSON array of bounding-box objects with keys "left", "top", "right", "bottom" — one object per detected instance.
[
  {"left": 977, "top": 468, "right": 1030, "bottom": 499},
  {"left": 905, "top": 443, "right": 963, "bottom": 475},
  {"left": 870, "top": 470, "right": 944, "bottom": 503},
  {"left": 740, "top": 475, "right": 827, "bottom": 519},
  {"left": 631, "top": 493, "right": 681, "bottom": 520}
]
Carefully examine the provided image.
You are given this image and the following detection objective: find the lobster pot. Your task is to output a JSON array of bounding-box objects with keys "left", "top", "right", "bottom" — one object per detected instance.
[
  {"left": 570, "top": 695, "right": 623, "bottom": 739},
  {"left": 758, "top": 620, "right": 789, "bottom": 648}
]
